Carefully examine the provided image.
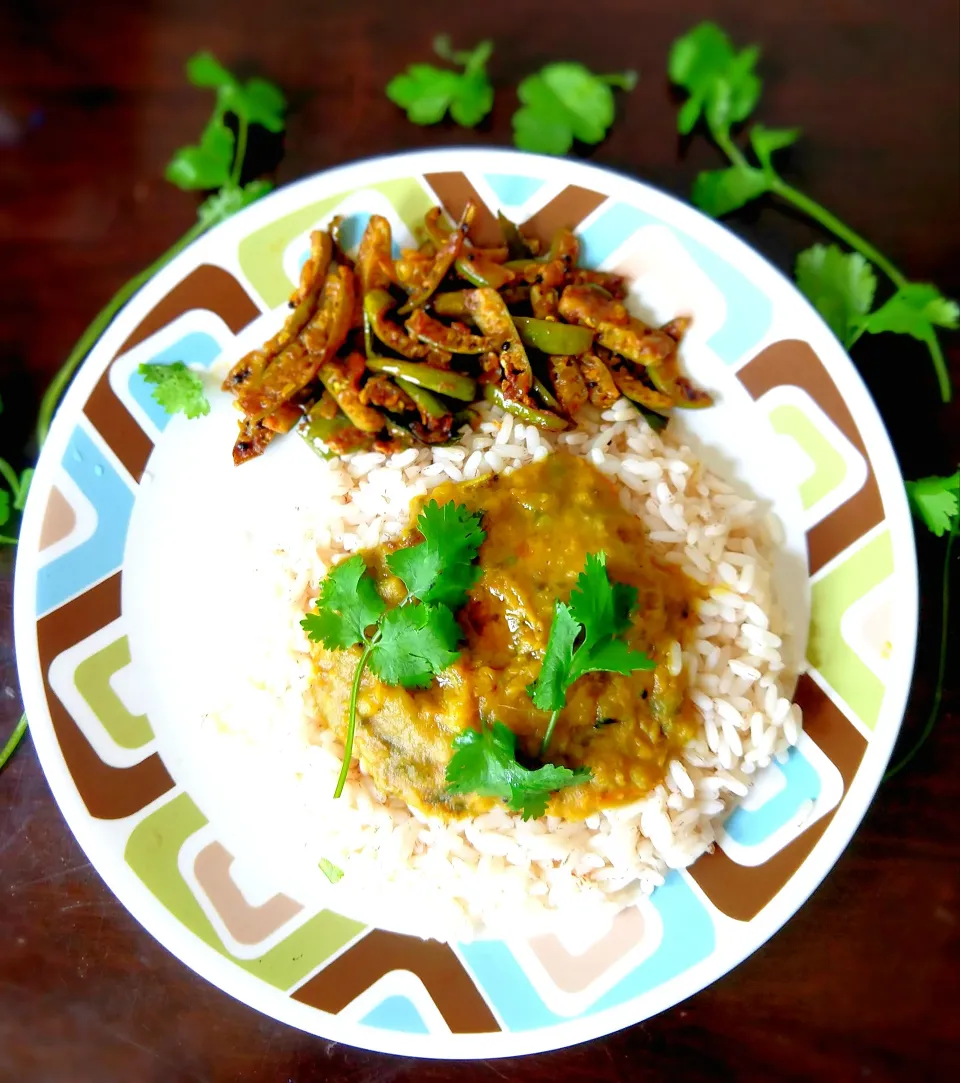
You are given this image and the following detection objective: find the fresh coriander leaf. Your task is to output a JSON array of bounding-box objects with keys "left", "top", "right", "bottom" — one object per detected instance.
[
  {"left": 137, "top": 361, "right": 211, "bottom": 419},
  {"left": 528, "top": 602, "right": 580, "bottom": 712},
  {"left": 567, "top": 552, "right": 637, "bottom": 641},
  {"left": 669, "top": 21, "right": 761, "bottom": 138},
  {"left": 318, "top": 857, "right": 344, "bottom": 884},
  {"left": 186, "top": 51, "right": 236, "bottom": 90},
  {"left": 241, "top": 78, "right": 287, "bottom": 132},
  {"left": 387, "top": 38, "right": 494, "bottom": 128},
  {"left": 301, "top": 554, "right": 386, "bottom": 649},
  {"left": 570, "top": 636, "right": 655, "bottom": 682},
  {"left": 13, "top": 467, "right": 33, "bottom": 512},
  {"left": 906, "top": 471, "right": 960, "bottom": 538},
  {"left": 0, "top": 489, "right": 10, "bottom": 528},
  {"left": 445, "top": 720, "right": 591, "bottom": 821},
  {"left": 165, "top": 118, "right": 235, "bottom": 190},
  {"left": 862, "top": 284, "right": 960, "bottom": 341},
  {"left": 369, "top": 603, "right": 461, "bottom": 688},
  {"left": 386, "top": 500, "right": 486, "bottom": 608},
  {"left": 512, "top": 62, "right": 637, "bottom": 155},
  {"left": 692, "top": 165, "right": 768, "bottom": 216},
  {"left": 198, "top": 179, "right": 273, "bottom": 226},
  {"left": 750, "top": 123, "right": 801, "bottom": 172},
  {"left": 795, "top": 244, "right": 877, "bottom": 347}
]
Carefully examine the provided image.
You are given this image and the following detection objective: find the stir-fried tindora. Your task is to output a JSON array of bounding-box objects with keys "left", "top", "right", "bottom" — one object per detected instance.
[
  {"left": 307, "top": 453, "right": 702, "bottom": 821},
  {"left": 224, "top": 205, "right": 711, "bottom": 465}
]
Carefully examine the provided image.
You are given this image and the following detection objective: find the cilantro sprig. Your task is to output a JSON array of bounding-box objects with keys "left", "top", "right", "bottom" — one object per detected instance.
[
  {"left": 512, "top": 63, "right": 637, "bottom": 155},
  {"left": 669, "top": 21, "right": 957, "bottom": 402},
  {"left": 301, "top": 500, "right": 485, "bottom": 797},
  {"left": 887, "top": 470, "right": 959, "bottom": 779},
  {"left": 387, "top": 36, "right": 495, "bottom": 128},
  {"left": 138, "top": 361, "right": 211, "bottom": 419},
  {"left": 445, "top": 720, "right": 591, "bottom": 821},
  {"left": 529, "top": 552, "right": 655, "bottom": 755}
]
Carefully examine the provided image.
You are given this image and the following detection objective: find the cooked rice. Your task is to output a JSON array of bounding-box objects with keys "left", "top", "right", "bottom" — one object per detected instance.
[{"left": 209, "top": 397, "right": 802, "bottom": 940}]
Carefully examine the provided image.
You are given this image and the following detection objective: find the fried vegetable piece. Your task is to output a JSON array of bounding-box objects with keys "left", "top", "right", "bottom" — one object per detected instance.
[
  {"left": 513, "top": 316, "right": 594, "bottom": 355},
  {"left": 405, "top": 308, "right": 489, "bottom": 353},
  {"left": 608, "top": 362, "right": 674, "bottom": 412},
  {"left": 233, "top": 417, "right": 276, "bottom": 465},
  {"left": 464, "top": 288, "right": 534, "bottom": 400},
  {"left": 365, "top": 356, "right": 477, "bottom": 400},
  {"left": 356, "top": 215, "right": 397, "bottom": 294},
  {"left": 318, "top": 353, "right": 385, "bottom": 433},
  {"left": 359, "top": 374, "right": 416, "bottom": 414},
  {"left": 261, "top": 402, "right": 304, "bottom": 433},
  {"left": 530, "top": 283, "right": 559, "bottom": 319},
  {"left": 400, "top": 204, "right": 474, "bottom": 313},
  {"left": 596, "top": 319, "right": 678, "bottom": 369},
  {"left": 482, "top": 383, "right": 568, "bottom": 431},
  {"left": 395, "top": 376, "right": 449, "bottom": 422},
  {"left": 547, "top": 355, "right": 589, "bottom": 415},
  {"left": 235, "top": 265, "right": 356, "bottom": 422},
  {"left": 569, "top": 269, "right": 628, "bottom": 297},
  {"left": 422, "top": 204, "right": 516, "bottom": 291},
  {"left": 660, "top": 316, "right": 691, "bottom": 343},
  {"left": 224, "top": 230, "right": 333, "bottom": 392},
  {"left": 557, "top": 284, "right": 630, "bottom": 328},
  {"left": 365, "top": 289, "right": 433, "bottom": 360},
  {"left": 498, "top": 211, "right": 534, "bottom": 260},
  {"left": 578, "top": 352, "right": 621, "bottom": 408}
]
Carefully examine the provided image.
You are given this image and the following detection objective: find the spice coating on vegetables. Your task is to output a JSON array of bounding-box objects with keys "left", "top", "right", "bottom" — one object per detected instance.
[{"left": 223, "top": 205, "right": 712, "bottom": 463}]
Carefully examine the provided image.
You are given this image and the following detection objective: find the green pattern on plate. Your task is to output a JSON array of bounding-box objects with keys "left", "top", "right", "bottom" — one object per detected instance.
[
  {"left": 239, "top": 178, "right": 436, "bottom": 307},
  {"left": 74, "top": 636, "right": 153, "bottom": 750},
  {"left": 769, "top": 403, "right": 848, "bottom": 511},
  {"left": 124, "top": 792, "right": 365, "bottom": 989},
  {"left": 808, "top": 530, "right": 893, "bottom": 729}
]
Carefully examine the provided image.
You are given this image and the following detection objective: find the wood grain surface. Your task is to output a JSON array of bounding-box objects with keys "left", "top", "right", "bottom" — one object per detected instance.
[{"left": 1, "top": 1, "right": 958, "bottom": 1080}]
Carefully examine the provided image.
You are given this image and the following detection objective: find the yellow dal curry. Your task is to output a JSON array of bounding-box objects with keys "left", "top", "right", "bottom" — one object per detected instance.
[{"left": 308, "top": 452, "right": 702, "bottom": 820}]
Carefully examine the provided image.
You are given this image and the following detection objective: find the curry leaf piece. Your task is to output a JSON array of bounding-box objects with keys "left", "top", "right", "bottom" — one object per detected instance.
[
  {"left": 198, "top": 179, "right": 273, "bottom": 226},
  {"left": 906, "top": 471, "right": 960, "bottom": 538},
  {"left": 862, "top": 284, "right": 960, "bottom": 341},
  {"left": 795, "top": 244, "right": 877, "bottom": 347},
  {"left": 568, "top": 552, "right": 637, "bottom": 641},
  {"left": 301, "top": 554, "right": 386, "bottom": 649},
  {"left": 445, "top": 720, "right": 591, "bottom": 821},
  {"left": 669, "top": 21, "right": 761, "bottom": 138},
  {"left": 693, "top": 165, "right": 768, "bottom": 216},
  {"left": 165, "top": 118, "right": 235, "bottom": 190},
  {"left": 387, "top": 37, "right": 494, "bottom": 128},
  {"left": 528, "top": 602, "right": 580, "bottom": 712},
  {"left": 512, "top": 62, "right": 637, "bottom": 155},
  {"left": 750, "top": 123, "right": 801, "bottom": 172},
  {"left": 387, "top": 500, "right": 486, "bottom": 608},
  {"left": 137, "top": 361, "right": 211, "bottom": 420},
  {"left": 369, "top": 603, "right": 462, "bottom": 688}
]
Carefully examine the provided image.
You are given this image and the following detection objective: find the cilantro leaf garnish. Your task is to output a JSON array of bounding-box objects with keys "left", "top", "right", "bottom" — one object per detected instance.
[
  {"left": 528, "top": 552, "right": 655, "bottom": 754},
  {"left": 386, "top": 36, "right": 494, "bottom": 127},
  {"left": 795, "top": 244, "right": 878, "bottom": 347},
  {"left": 386, "top": 499, "right": 486, "bottom": 608},
  {"left": 906, "top": 471, "right": 960, "bottom": 538},
  {"left": 137, "top": 361, "right": 211, "bottom": 419},
  {"left": 445, "top": 720, "right": 591, "bottom": 821},
  {"left": 301, "top": 501, "right": 481, "bottom": 798},
  {"left": 862, "top": 284, "right": 959, "bottom": 341},
  {"left": 512, "top": 63, "right": 637, "bottom": 155}
]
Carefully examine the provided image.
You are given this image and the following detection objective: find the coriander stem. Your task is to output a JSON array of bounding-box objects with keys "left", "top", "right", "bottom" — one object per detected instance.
[
  {"left": 540, "top": 709, "right": 561, "bottom": 758},
  {"left": 922, "top": 328, "right": 953, "bottom": 405},
  {"left": 0, "top": 457, "right": 20, "bottom": 496},
  {"left": 768, "top": 177, "right": 906, "bottom": 288},
  {"left": 334, "top": 643, "right": 372, "bottom": 798},
  {"left": 0, "top": 534, "right": 19, "bottom": 545},
  {"left": 885, "top": 516, "right": 955, "bottom": 779},
  {"left": 714, "top": 128, "right": 750, "bottom": 171},
  {"left": 35, "top": 217, "right": 210, "bottom": 448},
  {"left": 0, "top": 713, "right": 27, "bottom": 771},
  {"left": 231, "top": 117, "right": 248, "bottom": 187}
]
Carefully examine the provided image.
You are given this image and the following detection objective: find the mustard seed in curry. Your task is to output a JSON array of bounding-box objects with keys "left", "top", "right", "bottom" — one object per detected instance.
[{"left": 307, "top": 452, "right": 703, "bottom": 821}]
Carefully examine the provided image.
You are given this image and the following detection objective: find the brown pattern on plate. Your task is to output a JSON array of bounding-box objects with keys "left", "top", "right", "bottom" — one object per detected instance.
[
  {"left": 39, "top": 486, "right": 76, "bottom": 551},
  {"left": 193, "top": 841, "right": 303, "bottom": 946},
  {"left": 528, "top": 906, "right": 647, "bottom": 994},
  {"left": 519, "top": 185, "right": 608, "bottom": 247},
  {"left": 688, "top": 675, "right": 868, "bottom": 921},
  {"left": 83, "top": 264, "right": 260, "bottom": 483},
  {"left": 737, "top": 339, "right": 884, "bottom": 575},
  {"left": 35, "top": 573, "right": 174, "bottom": 819},
  {"left": 292, "top": 929, "right": 501, "bottom": 1034}
]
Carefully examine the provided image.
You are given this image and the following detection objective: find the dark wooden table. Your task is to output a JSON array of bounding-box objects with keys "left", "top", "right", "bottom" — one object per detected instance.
[{"left": 1, "top": 1, "right": 958, "bottom": 1080}]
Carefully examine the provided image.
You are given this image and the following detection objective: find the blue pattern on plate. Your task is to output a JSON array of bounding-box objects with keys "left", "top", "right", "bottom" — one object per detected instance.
[
  {"left": 457, "top": 872, "right": 715, "bottom": 1031},
  {"left": 575, "top": 202, "right": 773, "bottom": 364},
  {"left": 483, "top": 174, "right": 547, "bottom": 208},
  {"left": 128, "top": 331, "right": 223, "bottom": 433},
  {"left": 360, "top": 994, "right": 431, "bottom": 1035},
  {"left": 36, "top": 425, "right": 134, "bottom": 617},
  {"left": 724, "top": 746, "right": 822, "bottom": 847}
]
